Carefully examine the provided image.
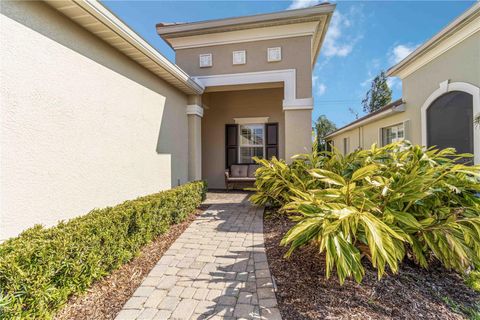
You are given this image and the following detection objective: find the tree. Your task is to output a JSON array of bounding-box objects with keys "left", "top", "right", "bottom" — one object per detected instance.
[
  {"left": 314, "top": 115, "right": 337, "bottom": 152},
  {"left": 475, "top": 114, "right": 480, "bottom": 128},
  {"left": 362, "top": 71, "right": 392, "bottom": 113}
]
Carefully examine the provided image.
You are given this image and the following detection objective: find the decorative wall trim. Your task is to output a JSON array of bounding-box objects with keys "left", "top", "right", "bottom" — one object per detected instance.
[
  {"left": 193, "top": 69, "right": 297, "bottom": 102},
  {"left": 199, "top": 54, "right": 212, "bottom": 68},
  {"left": 283, "top": 98, "right": 313, "bottom": 110},
  {"left": 233, "top": 117, "right": 269, "bottom": 124},
  {"left": 420, "top": 80, "right": 480, "bottom": 164},
  {"left": 232, "top": 50, "right": 246, "bottom": 65},
  {"left": 186, "top": 104, "right": 204, "bottom": 117},
  {"left": 268, "top": 47, "right": 282, "bottom": 62}
]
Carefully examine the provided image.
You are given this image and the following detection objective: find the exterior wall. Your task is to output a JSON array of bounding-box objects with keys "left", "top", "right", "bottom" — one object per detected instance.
[
  {"left": 328, "top": 112, "right": 409, "bottom": 154},
  {"left": 284, "top": 109, "right": 313, "bottom": 159},
  {"left": 401, "top": 32, "right": 480, "bottom": 146},
  {"left": 176, "top": 36, "right": 313, "bottom": 99},
  {"left": 188, "top": 114, "right": 202, "bottom": 180},
  {"left": 202, "top": 88, "right": 284, "bottom": 189},
  {"left": 328, "top": 32, "right": 480, "bottom": 154},
  {"left": 0, "top": 1, "right": 189, "bottom": 240}
]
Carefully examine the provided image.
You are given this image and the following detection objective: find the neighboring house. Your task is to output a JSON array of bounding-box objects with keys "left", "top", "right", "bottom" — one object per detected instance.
[
  {"left": 0, "top": 1, "right": 334, "bottom": 239},
  {"left": 326, "top": 3, "right": 480, "bottom": 165}
]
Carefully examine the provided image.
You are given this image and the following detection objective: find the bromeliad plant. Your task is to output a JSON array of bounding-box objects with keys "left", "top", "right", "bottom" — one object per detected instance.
[{"left": 251, "top": 142, "right": 480, "bottom": 284}]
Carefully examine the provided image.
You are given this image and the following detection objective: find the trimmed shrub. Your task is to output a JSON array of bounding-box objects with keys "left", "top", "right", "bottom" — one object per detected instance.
[
  {"left": 251, "top": 142, "right": 480, "bottom": 284},
  {"left": 0, "top": 181, "right": 206, "bottom": 319}
]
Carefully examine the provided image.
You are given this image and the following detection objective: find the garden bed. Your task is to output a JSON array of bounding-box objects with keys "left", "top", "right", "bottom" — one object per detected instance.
[
  {"left": 264, "top": 212, "right": 480, "bottom": 320},
  {"left": 55, "top": 205, "right": 208, "bottom": 320}
]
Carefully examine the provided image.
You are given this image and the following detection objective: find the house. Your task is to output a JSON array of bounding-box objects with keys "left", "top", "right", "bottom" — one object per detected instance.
[
  {"left": 326, "top": 3, "right": 480, "bottom": 164},
  {"left": 0, "top": 1, "right": 334, "bottom": 239}
]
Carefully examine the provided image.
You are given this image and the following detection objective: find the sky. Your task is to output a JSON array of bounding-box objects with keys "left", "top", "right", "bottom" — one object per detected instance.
[{"left": 103, "top": 0, "right": 475, "bottom": 128}]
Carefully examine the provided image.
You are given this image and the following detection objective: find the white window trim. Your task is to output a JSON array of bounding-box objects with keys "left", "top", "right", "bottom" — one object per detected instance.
[
  {"left": 421, "top": 80, "right": 480, "bottom": 164},
  {"left": 378, "top": 121, "right": 409, "bottom": 147},
  {"left": 234, "top": 117, "right": 269, "bottom": 125},
  {"left": 238, "top": 123, "right": 266, "bottom": 164}
]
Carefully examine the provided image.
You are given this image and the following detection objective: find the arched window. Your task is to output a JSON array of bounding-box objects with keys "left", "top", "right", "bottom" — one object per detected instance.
[{"left": 426, "top": 91, "right": 473, "bottom": 155}]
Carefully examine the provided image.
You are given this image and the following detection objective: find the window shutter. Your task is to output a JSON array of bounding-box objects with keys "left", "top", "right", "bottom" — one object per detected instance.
[
  {"left": 265, "top": 123, "right": 279, "bottom": 159},
  {"left": 403, "top": 120, "right": 411, "bottom": 142},
  {"left": 225, "top": 124, "right": 238, "bottom": 168}
]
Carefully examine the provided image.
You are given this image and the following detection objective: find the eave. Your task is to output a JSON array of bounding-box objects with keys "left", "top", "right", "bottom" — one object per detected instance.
[{"left": 44, "top": 0, "right": 204, "bottom": 95}]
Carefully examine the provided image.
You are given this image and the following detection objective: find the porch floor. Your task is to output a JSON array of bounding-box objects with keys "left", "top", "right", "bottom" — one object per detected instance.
[{"left": 115, "top": 192, "right": 281, "bottom": 320}]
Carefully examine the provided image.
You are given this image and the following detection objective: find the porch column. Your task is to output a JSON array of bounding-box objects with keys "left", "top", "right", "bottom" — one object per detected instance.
[
  {"left": 186, "top": 95, "right": 203, "bottom": 181},
  {"left": 283, "top": 99, "right": 313, "bottom": 162}
]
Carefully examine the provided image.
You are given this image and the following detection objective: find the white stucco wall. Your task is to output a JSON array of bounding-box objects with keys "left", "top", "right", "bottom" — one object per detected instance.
[{"left": 0, "top": 1, "right": 189, "bottom": 240}]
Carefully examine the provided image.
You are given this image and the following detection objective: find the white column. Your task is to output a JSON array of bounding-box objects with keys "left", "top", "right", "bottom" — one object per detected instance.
[
  {"left": 186, "top": 104, "right": 203, "bottom": 181},
  {"left": 283, "top": 98, "right": 313, "bottom": 162}
]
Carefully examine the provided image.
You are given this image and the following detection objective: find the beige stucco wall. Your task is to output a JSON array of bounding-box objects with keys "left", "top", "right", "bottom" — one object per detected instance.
[
  {"left": 0, "top": 1, "right": 189, "bottom": 240},
  {"left": 201, "top": 87, "right": 284, "bottom": 189},
  {"left": 284, "top": 109, "right": 313, "bottom": 159},
  {"left": 328, "top": 32, "right": 480, "bottom": 154},
  {"left": 401, "top": 32, "right": 480, "bottom": 145},
  {"left": 328, "top": 112, "right": 409, "bottom": 154},
  {"left": 176, "top": 36, "right": 313, "bottom": 99}
]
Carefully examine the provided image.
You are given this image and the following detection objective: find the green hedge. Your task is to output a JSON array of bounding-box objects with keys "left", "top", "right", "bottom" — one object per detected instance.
[{"left": 0, "top": 181, "right": 206, "bottom": 319}]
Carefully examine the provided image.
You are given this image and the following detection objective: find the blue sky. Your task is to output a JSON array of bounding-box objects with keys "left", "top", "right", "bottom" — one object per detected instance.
[{"left": 103, "top": 0, "right": 475, "bottom": 128}]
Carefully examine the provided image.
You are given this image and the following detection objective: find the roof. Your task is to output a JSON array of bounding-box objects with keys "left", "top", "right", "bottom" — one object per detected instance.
[
  {"left": 156, "top": 3, "right": 336, "bottom": 65},
  {"left": 387, "top": 2, "right": 480, "bottom": 78},
  {"left": 44, "top": 0, "right": 204, "bottom": 95},
  {"left": 325, "top": 99, "right": 405, "bottom": 139}
]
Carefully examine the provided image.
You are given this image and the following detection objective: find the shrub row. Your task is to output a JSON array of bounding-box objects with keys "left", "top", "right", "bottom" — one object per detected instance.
[
  {"left": 0, "top": 181, "right": 207, "bottom": 319},
  {"left": 251, "top": 142, "right": 480, "bottom": 284}
]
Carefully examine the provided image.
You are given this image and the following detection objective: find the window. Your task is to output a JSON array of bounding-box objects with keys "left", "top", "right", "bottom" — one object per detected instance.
[
  {"left": 232, "top": 50, "right": 246, "bottom": 65},
  {"left": 381, "top": 123, "right": 405, "bottom": 146},
  {"left": 267, "top": 47, "right": 281, "bottom": 62},
  {"left": 343, "top": 137, "right": 350, "bottom": 155},
  {"left": 239, "top": 124, "right": 264, "bottom": 163},
  {"left": 199, "top": 53, "right": 212, "bottom": 68}
]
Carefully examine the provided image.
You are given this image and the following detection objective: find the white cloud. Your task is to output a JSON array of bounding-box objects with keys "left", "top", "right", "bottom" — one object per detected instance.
[
  {"left": 322, "top": 7, "right": 364, "bottom": 58},
  {"left": 389, "top": 44, "right": 419, "bottom": 64},
  {"left": 312, "top": 75, "right": 327, "bottom": 96},
  {"left": 288, "top": 0, "right": 321, "bottom": 10},
  {"left": 318, "top": 83, "right": 327, "bottom": 95},
  {"left": 386, "top": 77, "right": 398, "bottom": 89}
]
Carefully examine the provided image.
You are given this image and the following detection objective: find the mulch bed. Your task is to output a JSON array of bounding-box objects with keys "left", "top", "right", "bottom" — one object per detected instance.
[
  {"left": 54, "top": 205, "right": 208, "bottom": 320},
  {"left": 264, "top": 212, "right": 480, "bottom": 320}
]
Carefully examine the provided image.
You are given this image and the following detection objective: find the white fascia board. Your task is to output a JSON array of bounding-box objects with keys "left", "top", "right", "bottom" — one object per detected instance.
[{"left": 167, "top": 22, "right": 318, "bottom": 50}]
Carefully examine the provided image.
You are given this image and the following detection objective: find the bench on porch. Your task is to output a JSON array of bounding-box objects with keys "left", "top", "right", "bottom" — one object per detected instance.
[{"left": 225, "top": 164, "right": 260, "bottom": 191}]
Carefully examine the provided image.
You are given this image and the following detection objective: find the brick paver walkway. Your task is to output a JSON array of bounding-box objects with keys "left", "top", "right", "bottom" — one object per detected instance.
[{"left": 116, "top": 192, "right": 281, "bottom": 320}]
